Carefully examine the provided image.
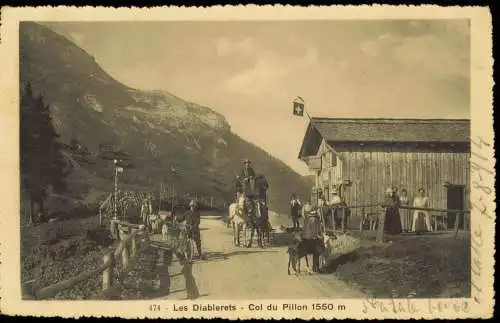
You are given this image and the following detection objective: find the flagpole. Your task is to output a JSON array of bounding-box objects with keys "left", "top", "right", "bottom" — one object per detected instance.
[
  {"left": 159, "top": 175, "right": 163, "bottom": 213},
  {"left": 304, "top": 109, "right": 312, "bottom": 121},
  {"left": 293, "top": 97, "right": 328, "bottom": 232},
  {"left": 114, "top": 160, "right": 118, "bottom": 220}
]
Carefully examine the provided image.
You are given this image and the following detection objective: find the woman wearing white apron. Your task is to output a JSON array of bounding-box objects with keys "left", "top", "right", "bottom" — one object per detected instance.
[{"left": 412, "top": 188, "right": 432, "bottom": 233}]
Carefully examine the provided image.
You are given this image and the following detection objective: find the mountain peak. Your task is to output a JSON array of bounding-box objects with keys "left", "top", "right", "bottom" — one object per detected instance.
[{"left": 20, "top": 22, "right": 310, "bottom": 213}]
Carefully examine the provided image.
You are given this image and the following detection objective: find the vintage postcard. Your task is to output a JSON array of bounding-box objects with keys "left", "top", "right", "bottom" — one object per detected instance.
[{"left": 0, "top": 5, "right": 494, "bottom": 320}]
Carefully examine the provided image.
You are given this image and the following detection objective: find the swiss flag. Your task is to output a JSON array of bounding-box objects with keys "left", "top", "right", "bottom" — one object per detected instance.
[{"left": 293, "top": 101, "right": 304, "bottom": 117}]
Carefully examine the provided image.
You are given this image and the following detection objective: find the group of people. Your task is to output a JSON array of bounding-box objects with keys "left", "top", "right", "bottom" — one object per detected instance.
[
  {"left": 384, "top": 187, "right": 432, "bottom": 235},
  {"left": 291, "top": 185, "right": 433, "bottom": 238},
  {"left": 290, "top": 188, "right": 348, "bottom": 232},
  {"left": 171, "top": 159, "right": 261, "bottom": 262},
  {"left": 290, "top": 192, "right": 330, "bottom": 232}
]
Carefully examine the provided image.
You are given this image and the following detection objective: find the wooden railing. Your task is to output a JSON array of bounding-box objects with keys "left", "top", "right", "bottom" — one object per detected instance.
[
  {"left": 98, "top": 193, "right": 113, "bottom": 226},
  {"left": 318, "top": 203, "right": 471, "bottom": 242},
  {"left": 396, "top": 205, "right": 471, "bottom": 239},
  {"left": 27, "top": 221, "right": 149, "bottom": 300}
]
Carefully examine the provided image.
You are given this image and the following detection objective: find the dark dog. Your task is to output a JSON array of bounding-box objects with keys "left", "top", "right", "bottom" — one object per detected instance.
[
  {"left": 287, "top": 238, "right": 312, "bottom": 275},
  {"left": 287, "top": 233, "right": 339, "bottom": 275}
]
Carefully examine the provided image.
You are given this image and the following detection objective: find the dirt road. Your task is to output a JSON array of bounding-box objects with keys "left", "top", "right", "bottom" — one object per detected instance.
[{"left": 156, "top": 215, "right": 364, "bottom": 300}]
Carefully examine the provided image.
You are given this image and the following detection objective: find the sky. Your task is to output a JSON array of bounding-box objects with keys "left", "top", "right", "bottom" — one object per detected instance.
[{"left": 45, "top": 20, "right": 470, "bottom": 176}]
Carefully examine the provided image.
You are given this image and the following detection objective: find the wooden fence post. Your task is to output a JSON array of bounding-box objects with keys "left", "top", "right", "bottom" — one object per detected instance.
[
  {"left": 464, "top": 212, "right": 470, "bottom": 240},
  {"left": 122, "top": 244, "right": 129, "bottom": 271},
  {"left": 131, "top": 235, "right": 137, "bottom": 257},
  {"left": 454, "top": 212, "right": 461, "bottom": 239},
  {"left": 110, "top": 220, "right": 118, "bottom": 240},
  {"left": 360, "top": 207, "right": 365, "bottom": 235},
  {"left": 332, "top": 207, "right": 336, "bottom": 231},
  {"left": 341, "top": 206, "right": 346, "bottom": 232},
  {"left": 376, "top": 207, "right": 386, "bottom": 243},
  {"left": 102, "top": 253, "right": 115, "bottom": 291}
]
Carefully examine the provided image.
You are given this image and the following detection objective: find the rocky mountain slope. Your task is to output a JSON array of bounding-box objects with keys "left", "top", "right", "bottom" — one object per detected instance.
[{"left": 19, "top": 22, "right": 312, "bottom": 213}]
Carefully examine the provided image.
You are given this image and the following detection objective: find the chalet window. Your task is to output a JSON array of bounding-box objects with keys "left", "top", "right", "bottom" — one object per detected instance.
[{"left": 330, "top": 152, "right": 337, "bottom": 167}]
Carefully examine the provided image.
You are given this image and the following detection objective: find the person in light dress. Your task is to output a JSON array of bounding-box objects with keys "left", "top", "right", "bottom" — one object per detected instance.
[{"left": 412, "top": 188, "right": 432, "bottom": 233}]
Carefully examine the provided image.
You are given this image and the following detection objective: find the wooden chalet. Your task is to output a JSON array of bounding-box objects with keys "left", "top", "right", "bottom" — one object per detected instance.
[{"left": 298, "top": 118, "right": 470, "bottom": 229}]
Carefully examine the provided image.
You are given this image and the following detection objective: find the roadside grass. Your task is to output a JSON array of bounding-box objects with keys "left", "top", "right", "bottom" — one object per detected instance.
[
  {"left": 327, "top": 232, "right": 471, "bottom": 298},
  {"left": 21, "top": 214, "right": 117, "bottom": 299}
]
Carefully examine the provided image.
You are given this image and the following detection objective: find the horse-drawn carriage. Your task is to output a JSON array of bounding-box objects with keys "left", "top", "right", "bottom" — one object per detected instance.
[{"left": 229, "top": 175, "right": 273, "bottom": 248}]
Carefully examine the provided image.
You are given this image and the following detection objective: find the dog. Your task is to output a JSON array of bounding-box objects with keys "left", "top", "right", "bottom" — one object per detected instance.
[
  {"left": 287, "top": 235, "right": 314, "bottom": 275},
  {"left": 287, "top": 244, "right": 310, "bottom": 275}
]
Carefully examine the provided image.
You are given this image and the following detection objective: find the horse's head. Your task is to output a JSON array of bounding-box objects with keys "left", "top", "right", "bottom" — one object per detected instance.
[{"left": 236, "top": 194, "right": 246, "bottom": 209}]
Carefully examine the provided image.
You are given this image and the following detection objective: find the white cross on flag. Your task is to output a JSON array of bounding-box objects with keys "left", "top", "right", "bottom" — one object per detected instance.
[{"left": 293, "top": 97, "right": 305, "bottom": 117}]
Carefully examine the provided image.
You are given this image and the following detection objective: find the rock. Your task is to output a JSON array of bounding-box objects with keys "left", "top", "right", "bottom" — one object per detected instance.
[{"left": 328, "top": 234, "right": 361, "bottom": 257}]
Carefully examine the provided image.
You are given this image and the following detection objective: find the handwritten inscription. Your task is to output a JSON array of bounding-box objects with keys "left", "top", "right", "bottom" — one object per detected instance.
[
  {"left": 362, "top": 298, "right": 419, "bottom": 315},
  {"left": 362, "top": 298, "right": 469, "bottom": 316},
  {"left": 427, "top": 299, "right": 470, "bottom": 315},
  {"left": 469, "top": 135, "right": 493, "bottom": 305}
]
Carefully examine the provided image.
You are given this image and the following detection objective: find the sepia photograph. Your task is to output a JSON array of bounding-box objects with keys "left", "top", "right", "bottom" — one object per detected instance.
[{"left": 0, "top": 5, "right": 494, "bottom": 320}]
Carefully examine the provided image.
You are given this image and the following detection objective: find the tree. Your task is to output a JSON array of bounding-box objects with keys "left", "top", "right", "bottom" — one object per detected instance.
[{"left": 20, "top": 82, "right": 67, "bottom": 217}]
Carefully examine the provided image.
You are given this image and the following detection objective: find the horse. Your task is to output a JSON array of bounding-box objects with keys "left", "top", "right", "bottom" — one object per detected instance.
[
  {"left": 228, "top": 193, "right": 266, "bottom": 248},
  {"left": 228, "top": 195, "right": 248, "bottom": 247},
  {"left": 244, "top": 196, "right": 270, "bottom": 248},
  {"left": 231, "top": 173, "right": 270, "bottom": 248}
]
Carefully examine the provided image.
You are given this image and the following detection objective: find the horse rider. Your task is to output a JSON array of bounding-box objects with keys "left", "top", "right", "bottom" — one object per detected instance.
[
  {"left": 240, "top": 159, "right": 256, "bottom": 180},
  {"left": 182, "top": 199, "right": 205, "bottom": 260},
  {"left": 239, "top": 159, "right": 256, "bottom": 191},
  {"left": 301, "top": 204, "right": 324, "bottom": 273}
]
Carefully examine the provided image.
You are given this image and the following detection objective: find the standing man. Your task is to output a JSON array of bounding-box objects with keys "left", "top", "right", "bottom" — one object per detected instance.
[
  {"left": 185, "top": 199, "right": 205, "bottom": 260},
  {"left": 301, "top": 206, "right": 324, "bottom": 273},
  {"left": 290, "top": 193, "right": 302, "bottom": 231}
]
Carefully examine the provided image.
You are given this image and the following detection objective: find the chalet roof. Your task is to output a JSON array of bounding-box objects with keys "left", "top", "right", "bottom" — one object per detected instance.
[{"left": 298, "top": 117, "right": 471, "bottom": 158}]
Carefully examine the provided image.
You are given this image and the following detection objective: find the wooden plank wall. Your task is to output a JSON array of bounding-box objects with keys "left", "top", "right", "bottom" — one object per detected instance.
[
  {"left": 316, "top": 139, "right": 343, "bottom": 202},
  {"left": 333, "top": 146, "right": 470, "bottom": 220}
]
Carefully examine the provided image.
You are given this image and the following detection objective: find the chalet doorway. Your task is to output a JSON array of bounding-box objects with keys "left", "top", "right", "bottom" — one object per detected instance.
[{"left": 445, "top": 184, "right": 466, "bottom": 230}]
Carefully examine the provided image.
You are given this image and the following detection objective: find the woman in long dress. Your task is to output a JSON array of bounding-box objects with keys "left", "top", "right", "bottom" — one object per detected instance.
[
  {"left": 383, "top": 188, "right": 402, "bottom": 235},
  {"left": 399, "top": 189, "right": 410, "bottom": 232},
  {"left": 412, "top": 188, "right": 432, "bottom": 233}
]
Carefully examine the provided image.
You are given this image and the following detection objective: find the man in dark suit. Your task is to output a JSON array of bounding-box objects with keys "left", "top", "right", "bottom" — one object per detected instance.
[
  {"left": 179, "top": 200, "right": 205, "bottom": 260},
  {"left": 239, "top": 159, "right": 257, "bottom": 195},
  {"left": 290, "top": 193, "right": 302, "bottom": 231},
  {"left": 240, "top": 159, "right": 256, "bottom": 179}
]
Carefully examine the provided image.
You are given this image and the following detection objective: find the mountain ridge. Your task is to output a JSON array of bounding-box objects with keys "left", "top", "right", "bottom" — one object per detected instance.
[{"left": 20, "top": 22, "right": 312, "bottom": 213}]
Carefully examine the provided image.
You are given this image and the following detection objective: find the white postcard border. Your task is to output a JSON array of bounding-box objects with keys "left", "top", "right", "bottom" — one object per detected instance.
[{"left": 0, "top": 5, "right": 494, "bottom": 319}]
